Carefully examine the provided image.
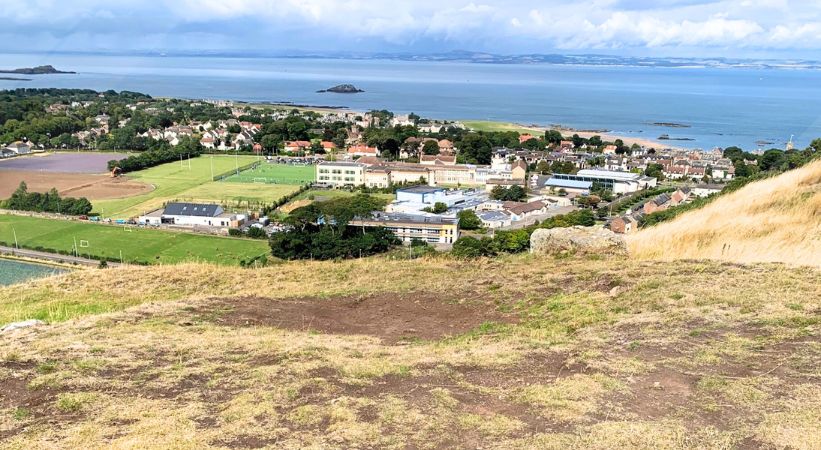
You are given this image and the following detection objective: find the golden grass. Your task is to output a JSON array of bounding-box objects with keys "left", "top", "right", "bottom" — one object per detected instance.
[{"left": 628, "top": 159, "right": 821, "bottom": 267}]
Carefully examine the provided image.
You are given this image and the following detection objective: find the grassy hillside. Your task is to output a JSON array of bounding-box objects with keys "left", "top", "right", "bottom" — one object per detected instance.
[
  {"left": 1, "top": 255, "right": 819, "bottom": 448},
  {"left": 628, "top": 159, "right": 821, "bottom": 267}
]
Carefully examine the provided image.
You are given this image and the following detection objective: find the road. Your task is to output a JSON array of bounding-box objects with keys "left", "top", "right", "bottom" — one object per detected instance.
[
  {"left": 497, "top": 206, "right": 578, "bottom": 230},
  {"left": 0, "top": 246, "right": 120, "bottom": 267}
]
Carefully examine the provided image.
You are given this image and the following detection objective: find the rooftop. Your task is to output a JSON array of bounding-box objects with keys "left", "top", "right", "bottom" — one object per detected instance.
[
  {"left": 163, "top": 202, "right": 222, "bottom": 217},
  {"left": 544, "top": 178, "right": 593, "bottom": 189},
  {"left": 397, "top": 186, "right": 445, "bottom": 195}
]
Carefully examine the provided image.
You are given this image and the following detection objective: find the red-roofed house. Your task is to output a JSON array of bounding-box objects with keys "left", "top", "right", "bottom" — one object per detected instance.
[
  {"left": 285, "top": 141, "right": 312, "bottom": 153},
  {"left": 420, "top": 154, "right": 457, "bottom": 166}
]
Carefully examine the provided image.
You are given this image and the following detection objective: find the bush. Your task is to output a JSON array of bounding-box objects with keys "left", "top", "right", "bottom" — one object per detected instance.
[
  {"left": 457, "top": 210, "right": 483, "bottom": 230},
  {"left": 4, "top": 182, "right": 92, "bottom": 215}
]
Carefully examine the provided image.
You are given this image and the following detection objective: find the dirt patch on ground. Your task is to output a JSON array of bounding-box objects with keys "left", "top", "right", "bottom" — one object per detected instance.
[
  {"left": 0, "top": 170, "right": 153, "bottom": 200},
  {"left": 197, "top": 293, "right": 515, "bottom": 343}
]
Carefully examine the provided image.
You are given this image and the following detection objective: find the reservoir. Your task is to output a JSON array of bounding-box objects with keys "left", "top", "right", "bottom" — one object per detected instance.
[{"left": 0, "top": 259, "right": 66, "bottom": 286}]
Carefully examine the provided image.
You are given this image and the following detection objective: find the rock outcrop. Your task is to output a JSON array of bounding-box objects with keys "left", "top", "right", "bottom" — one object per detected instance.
[
  {"left": 531, "top": 226, "right": 627, "bottom": 256},
  {"left": 317, "top": 84, "right": 364, "bottom": 94}
]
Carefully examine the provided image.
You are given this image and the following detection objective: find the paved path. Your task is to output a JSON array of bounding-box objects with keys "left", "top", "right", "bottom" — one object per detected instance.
[
  {"left": 0, "top": 246, "right": 119, "bottom": 267},
  {"left": 497, "top": 206, "right": 578, "bottom": 230}
]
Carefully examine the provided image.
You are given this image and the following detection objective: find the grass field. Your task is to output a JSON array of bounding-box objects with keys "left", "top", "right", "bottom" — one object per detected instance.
[
  {"left": 222, "top": 163, "right": 315, "bottom": 185},
  {"left": 92, "top": 155, "right": 262, "bottom": 218},
  {"left": 462, "top": 120, "right": 543, "bottom": 135},
  {"left": 0, "top": 255, "right": 818, "bottom": 448},
  {"left": 0, "top": 214, "right": 269, "bottom": 266}
]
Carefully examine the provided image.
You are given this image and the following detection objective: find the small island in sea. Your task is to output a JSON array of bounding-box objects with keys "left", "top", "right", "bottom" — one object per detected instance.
[
  {"left": 317, "top": 84, "right": 364, "bottom": 93},
  {"left": 0, "top": 65, "right": 76, "bottom": 75}
]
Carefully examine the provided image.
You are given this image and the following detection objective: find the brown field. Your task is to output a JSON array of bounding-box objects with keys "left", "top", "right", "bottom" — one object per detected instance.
[
  {"left": 1, "top": 256, "right": 819, "bottom": 449},
  {"left": 0, "top": 171, "right": 153, "bottom": 200}
]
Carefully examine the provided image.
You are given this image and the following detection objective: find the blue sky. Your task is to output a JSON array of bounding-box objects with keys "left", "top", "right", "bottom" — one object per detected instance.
[{"left": 2, "top": 0, "right": 820, "bottom": 58}]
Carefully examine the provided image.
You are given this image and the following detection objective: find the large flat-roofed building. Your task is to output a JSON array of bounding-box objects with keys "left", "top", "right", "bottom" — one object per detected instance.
[
  {"left": 542, "top": 178, "right": 593, "bottom": 195},
  {"left": 550, "top": 169, "right": 656, "bottom": 194},
  {"left": 138, "top": 202, "right": 245, "bottom": 228},
  {"left": 352, "top": 212, "right": 459, "bottom": 244},
  {"left": 316, "top": 161, "right": 365, "bottom": 187},
  {"left": 388, "top": 186, "right": 487, "bottom": 214}
]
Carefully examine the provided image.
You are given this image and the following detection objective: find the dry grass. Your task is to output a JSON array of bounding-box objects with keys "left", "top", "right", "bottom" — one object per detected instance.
[
  {"left": 628, "top": 159, "right": 821, "bottom": 267},
  {"left": 0, "top": 254, "right": 819, "bottom": 448}
]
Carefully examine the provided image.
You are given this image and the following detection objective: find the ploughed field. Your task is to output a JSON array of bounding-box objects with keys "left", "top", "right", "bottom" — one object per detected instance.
[
  {"left": 0, "top": 152, "right": 130, "bottom": 174},
  {"left": 0, "top": 152, "right": 154, "bottom": 201},
  {"left": 0, "top": 256, "right": 818, "bottom": 448}
]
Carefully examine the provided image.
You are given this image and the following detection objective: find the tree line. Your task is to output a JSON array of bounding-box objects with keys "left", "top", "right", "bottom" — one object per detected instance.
[{"left": 2, "top": 182, "right": 92, "bottom": 215}]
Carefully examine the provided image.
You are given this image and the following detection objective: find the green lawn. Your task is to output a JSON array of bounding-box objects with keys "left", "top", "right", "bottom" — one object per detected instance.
[
  {"left": 222, "top": 163, "right": 316, "bottom": 184},
  {"left": 462, "top": 120, "right": 543, "bottom": 135},
  {"left": 0, "top": 215, "right": 269, "bottom": 266},
  {"left": 93, "top": 155, "right": 262, "bottom": 218}
]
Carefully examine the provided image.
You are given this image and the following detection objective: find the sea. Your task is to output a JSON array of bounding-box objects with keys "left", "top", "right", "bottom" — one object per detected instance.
[
  {"left": 0, "top": 259, "right": 65, "bottom": 286},
  {"left": 2, "top": 53, "right": 821, "bottom": 150}
]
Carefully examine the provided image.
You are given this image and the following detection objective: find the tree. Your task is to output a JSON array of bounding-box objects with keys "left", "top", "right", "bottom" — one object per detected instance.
[
  {"left": 644, "top": 163, "right": 665, "bottom": 181},
  {"left": 544, "top": 129, "right": 563, "bottom": 144},
  {"left": 458, "top": 133, "right": 492, "bottom": 164},
  {"left": 422, "top": 140, "right": 440, "bottom": 155},
  {"left": 423, "top": 202, "right": 448, "bottom": 214},
  {"left": 588, "top": 135, "right": 603, "bottom": 147},
  {"left": 535, "top": 160, "right": 551, "bottom": 174},
  {"left": 260, "top": 134, "right": 280, "bottom": 152},
  {"left": 451, "top": 236, "right": 496, "bottom": 258},
  {"left": 457, "top": 210, "right": 482, "bottom": 230}
]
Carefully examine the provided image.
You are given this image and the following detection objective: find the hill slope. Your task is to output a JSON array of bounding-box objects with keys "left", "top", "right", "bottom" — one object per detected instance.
[
  {"left": 1, "top": 256, "right": 819, "bottom": 448},
  {"left": 628, "top": 159, "right": 821, "bottom": 266}
]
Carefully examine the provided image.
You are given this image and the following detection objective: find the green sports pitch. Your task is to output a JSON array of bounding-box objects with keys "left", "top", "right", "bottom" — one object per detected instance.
[{"left": 222, "top": 163, "right": 316, "bottom": 185}]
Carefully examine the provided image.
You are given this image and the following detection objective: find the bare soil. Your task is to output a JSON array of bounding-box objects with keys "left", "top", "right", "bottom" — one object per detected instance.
[
  {"left": 197, "top": 293, "right": 515, "bottom": 343},
  {"left": 0, "top": 170, "right": 153, "bottom": 200}
]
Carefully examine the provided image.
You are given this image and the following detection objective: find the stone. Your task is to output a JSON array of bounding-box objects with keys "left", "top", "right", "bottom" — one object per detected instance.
[
  {"left": 530, "top": 226, "right": 628, "bottom": 256},
  {"left": 1, "top": 319, "right": 46, "bottom": 334}
]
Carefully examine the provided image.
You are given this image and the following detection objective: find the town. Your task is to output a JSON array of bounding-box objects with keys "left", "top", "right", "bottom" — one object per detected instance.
[{"left": 1, "top": 89, "right": 814, "bottom": 264}]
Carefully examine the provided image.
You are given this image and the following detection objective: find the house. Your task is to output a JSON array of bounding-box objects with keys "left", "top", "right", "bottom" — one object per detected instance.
[
  {"left": 200, "top": 136, "right": 216, "bottom": 149},
  {"left": 351, "top": 212, "right": 459, "bottom": 245},
  {"left": 284, "top": 141, "right": 312, "bottom": 153},
  {"left": 609, "top": 215, "right": 639, "bottom": 234},
  {"left": 138, "top": 202, "right": 245, "bottom": 228},
  {"left": 692, "top": 184, "right": 723, "bottom": 198},
  {"left": 320, "top": 141, "right": 337, "bottom": 152},
  {"left": 670, "top": 188, "right": 691, "bottom": 205},
  {"left": 3, "top": 141, "right": 32, "bottom": 155},
  {"left": 511, "top": 160, "right": 528, "bottom": 180},
  {"left": 316, "top": 161, "right": 366, "bottom": 187},
  {"left": 643, "top": 193, "right": 672, "bottom": 214},
  {"left": 603, "top": 145, "right": 618, "bottom": 155},
  {"left": 519, "top": 134, "right": 536, "bottom": 144},
  {"left": 347, "top": 144, "right": 380, "bottom": 158},
  {"left": 477, "top": 210, "right": 513, "bottom": 229},
  {"left": 420, "top": 155, "right": 457, "bottom": 166},
  {"left": 438, "top": 139, "right": 455, "bottom": 154},
  {"left": 503, "top": 201, "right": 548, "bottom": 221}
]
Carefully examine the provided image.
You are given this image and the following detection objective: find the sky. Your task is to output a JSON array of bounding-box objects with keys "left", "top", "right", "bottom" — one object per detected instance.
[{"left": 2, "top": 0, "right": 821, "bottom": 58}]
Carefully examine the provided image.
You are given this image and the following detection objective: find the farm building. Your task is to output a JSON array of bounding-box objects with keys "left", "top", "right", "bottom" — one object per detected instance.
[
  {"left": 2, "top": 141, "right": 32, "bottom": 157},
  {"left": 139, "top": 202, "right": 246, "bottom": 228}
]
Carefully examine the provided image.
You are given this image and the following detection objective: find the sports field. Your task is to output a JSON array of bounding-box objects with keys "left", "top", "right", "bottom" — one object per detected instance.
[
  {"left": 0, "top": 214, "right": 269, "bottom": 266},
  {"left": 92, "top": 155, "right": 262, "bottom": 218},
  {"left": 222, "top": 162, "right": 315, "bottom": 184}
]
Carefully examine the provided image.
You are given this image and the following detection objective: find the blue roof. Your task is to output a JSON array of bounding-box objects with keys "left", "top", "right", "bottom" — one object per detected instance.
[{"left": 544, "top": 178, "right": 593, "bottom": 189}]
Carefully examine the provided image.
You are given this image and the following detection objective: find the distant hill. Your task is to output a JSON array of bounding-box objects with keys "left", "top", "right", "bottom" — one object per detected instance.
[
  {"left": 628, "top": 159, "right": 821, "bottom": 266},
  {"left": 0, "top": 65, "right": 75, "bottom": 75}
]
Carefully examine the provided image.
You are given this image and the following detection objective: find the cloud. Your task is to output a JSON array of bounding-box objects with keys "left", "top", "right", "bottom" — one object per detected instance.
[{"left": 0, "top": 0, "right": 820, "bottom": 55}]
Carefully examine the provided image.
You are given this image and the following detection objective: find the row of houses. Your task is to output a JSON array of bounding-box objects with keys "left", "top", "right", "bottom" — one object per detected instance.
[{"left": 608, "top": 184, "right": 724, "bottom": 234}]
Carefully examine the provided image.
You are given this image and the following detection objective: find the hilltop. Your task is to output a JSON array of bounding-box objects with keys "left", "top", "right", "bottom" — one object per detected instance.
[
  {"left": 628, "top": 158, "right": 821, "bottom": 267},
  {"left": 1, "top": 254, "right": 819, "bottom": 448}
]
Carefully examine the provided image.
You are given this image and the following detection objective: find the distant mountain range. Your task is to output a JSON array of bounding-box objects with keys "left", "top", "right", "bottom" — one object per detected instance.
[{"left": 13, "top": 50, "right": 821, "bottom": 70}]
